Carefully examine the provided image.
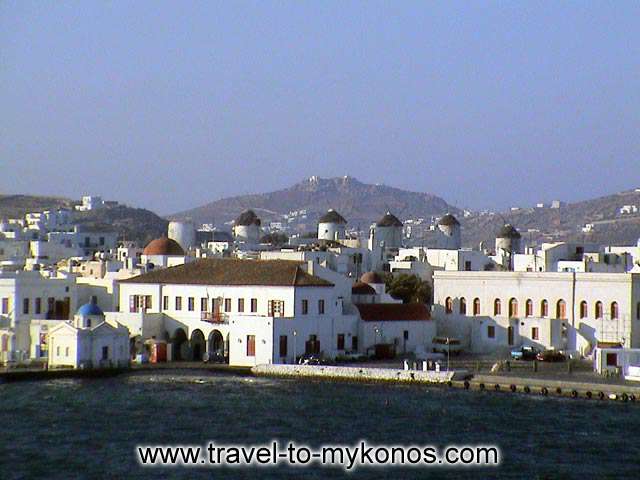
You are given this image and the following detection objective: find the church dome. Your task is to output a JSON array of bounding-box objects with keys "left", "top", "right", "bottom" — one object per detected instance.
[
  {"left": 77, "top": 302, "right": 104, "bottom": 317},
  {"left": 143, "top": 237, "right": 185, "bottom": 256},
  {"left": 352, "top": 281, "right": 376, "bottom": 295},
  {"left": 360, "top": 271, "right": 384, "bottom": 284}
]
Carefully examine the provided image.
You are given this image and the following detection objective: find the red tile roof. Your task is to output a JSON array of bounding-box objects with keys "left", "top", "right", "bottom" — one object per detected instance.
[
  {"left": 355, "top": 303, "right": 431, "bottom": 322},
  {"left": 120, "top": 258, "right": 334, "bottom": 287}
]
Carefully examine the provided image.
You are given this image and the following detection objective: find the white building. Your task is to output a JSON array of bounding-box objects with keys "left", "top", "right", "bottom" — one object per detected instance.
[
  {"left": 433, "top": 271, "right": 640, "bottom": 356},
  {"left": 0, "top": 270, "right": 78, "bottom": 364},
  {"left": 115, "top": 258, "right": 434, "bottom": 366},
  {"left": 47, "top": 302, "right": 130, "bottom": 369},
  {"left": 75, "top": 196, "right": 105, "bottom": 211},
  {"left": 318, "top": 209, "right": 347, "bottom": 242},
  {"left": 233, "top": 210, "right": 262, "bottom": 245}
]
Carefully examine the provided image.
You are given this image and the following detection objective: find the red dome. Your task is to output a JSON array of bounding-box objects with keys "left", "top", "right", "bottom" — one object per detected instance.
[
  {"left": 143, "top": 237, "right": 185, "bottom": 256},
  {"left": 360, "top": 271, "right": 384, "bottom": 284}
]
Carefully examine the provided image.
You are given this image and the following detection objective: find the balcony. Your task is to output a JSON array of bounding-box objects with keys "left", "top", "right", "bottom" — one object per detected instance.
[{"left": 201, "top": 312, "right": 228, "bottom": 324}]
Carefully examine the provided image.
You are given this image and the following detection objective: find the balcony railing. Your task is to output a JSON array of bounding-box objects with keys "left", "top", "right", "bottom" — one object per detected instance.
[{"left": 201, "top": 312, "right": 227, "bottom": 324}]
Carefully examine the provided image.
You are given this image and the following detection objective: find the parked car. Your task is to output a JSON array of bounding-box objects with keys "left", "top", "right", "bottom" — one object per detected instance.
[
  {"left": 510, "top": 346, "right": 540, "bottom": 361},
  {"left": 432, "top": 337, "right": 463, "bottom": 356},
  {"left": 536, "top": 350, "right": 566, "bottom": 362},
  {"left": 297, "top": 354, "right": 327, "bottom": 365}
]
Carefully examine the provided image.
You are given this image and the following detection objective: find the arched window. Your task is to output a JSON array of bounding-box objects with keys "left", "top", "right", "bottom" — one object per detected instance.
[
  {"left": 459, "top": 298, "right": 467, "bottom": 315},
  {"left": 525, "top": 299, "right": 533, "bottom": 317},
  {"left": 611, "top": 302, "right": 619, "bottom": 320},
  {"left": 580, "top": 301, "right": 588, "bottom": 319},
  {"left": 556, "top": 300, "right": 566, "bottom": 319},
  {"left": 540, "top": 299, "right": 548, "bottom": 317},
  {"left": 509, "top": 298, "right": 518, "bottom": 318},
  {"left": 595, "top": 301, "right": 603, "bottom": 319},
  {"left": 473, "top": 298, "right": 481, "bottom": 316},
  {"left": 445, "top": 297, "right": 453, "bottom": 314},
  {"left": 494, "top": 299, "right": 501, "bottom": 316}
]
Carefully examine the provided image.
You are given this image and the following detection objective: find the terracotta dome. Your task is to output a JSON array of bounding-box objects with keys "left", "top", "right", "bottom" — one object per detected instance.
[
  {"left": 143, "top": 237, "right": 185, "bottom": 256},
  {"left": 360, "top": 271, "right": 384, "bottom": 284},
  {"left": 351, "top": 281, "right": 376, "bottom": 295}
]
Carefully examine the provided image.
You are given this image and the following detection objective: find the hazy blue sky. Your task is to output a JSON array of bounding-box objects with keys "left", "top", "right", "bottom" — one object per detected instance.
[{"left": 1, "top": 1, "right": 639, "bottom": 214}]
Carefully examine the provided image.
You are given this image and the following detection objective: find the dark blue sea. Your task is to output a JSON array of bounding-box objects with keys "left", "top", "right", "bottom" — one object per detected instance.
[{"left": 1, "top": 369, "right": 638, "bottom": 479}]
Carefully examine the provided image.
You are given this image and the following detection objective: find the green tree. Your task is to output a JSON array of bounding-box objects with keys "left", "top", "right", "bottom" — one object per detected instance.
[{"left": 384, "top": 273, "right": 432, "bottom": 304}]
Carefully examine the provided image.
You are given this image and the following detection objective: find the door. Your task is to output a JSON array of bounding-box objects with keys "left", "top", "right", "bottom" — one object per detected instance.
[{"left": 507, "top": 326, "right": 514, "bottom": 346}]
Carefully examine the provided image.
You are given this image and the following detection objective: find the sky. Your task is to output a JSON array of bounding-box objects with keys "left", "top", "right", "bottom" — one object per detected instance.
[{"left": 1, "top": 1, "right": 639, "bottom": 215}]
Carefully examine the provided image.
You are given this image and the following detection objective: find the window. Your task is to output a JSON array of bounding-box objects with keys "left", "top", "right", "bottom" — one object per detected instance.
[
  {"left": 188, "top": 297, "right": 195, "bottom": 311},
  {"left": 509, "top": 298, "right": 518, "bottom": 318},
  {"left": 201, "top": 298, "right": 208, "bottom": 311},
  {"left": 556, "top": 300, "right": 566, "bottom": 319},
  {"left": 279, "top": 335, "right": 287, "bottom": 357},
  {"left": 318, "top": 299, "right": 325, "bottom": 315},
  {"left": 337, "top": 334, "right": 345, "bottom": 350},
  {"left": 175, "top": 297, "right": 182, "bottom": 311},
  {"left": 56, "top": 346, "right": 60, "bottom": 356},
  {"left": 250, "top": 298, "right": 257, "bottom": 313},
  {"left": 246, "top": 335, "right": 256, "bottom": 356},
  {"left": 606, "top": 352, "right": 618, "bottom": 367},
  {"left": 47, "top": 297, "right": 55, "bottom": 314},
  {"left": 268, "top": 300, "right": 285, "bottom": 317},
  {"left": 595, "top": 301, "right": 603, "bottom": 319},
  {"left": 163, "top": 296, "right": 169, "bottom": 310},
  {"left": 403, "top": 330, "right": 409, "bottom": 340},
  {"left": 102, "top": 346, "right": 109, "bottom": 360},
  {"left": 494, "top": 299, "right": 501, "bottom": 316},
  {"left": 459, "top": 298, "right": 467, "bottom": 315},
  {"left": 487, "top": 325, "right": 495, "bottom": 339},
  {"left": 35, "top": 298, "right": 42, "bottom": 315},
  {"left": 301, "top": 299, "right": 309, "bottom": 315},
  {"left": 540, "top": 299, "right": 548, "bottom": 317},
  {"left": 473, "top": 298, "right": 480, "bottom": 316},
  {"left": 1, "top": 298, "right": 8, "bottom": 314},
  {"left": 238, "top": 298, "right": 245, "bottom": 313},
  {"left": 580, "top": 301, "right": 588, "bottom": 319},
  {"left": 531, "top": 327, "right": 539, "bottom": 340},
  {"left": 352, "top": 336, "right": 358, "bottom": 351},
  {"left": 445, "top": 297, "right": 453, "bottom": 314},
  {"left": 225, "top": 298, "right": 232, "bottom": 312},
  {"left": 65, "top": 347, "right": 70, "bottom": 357},
  {"left": 525, "top": 299, "right": 533, "bottom": 317},
  {"left": 464, "top": 261, "right": 472, "bottom": 271},
  {"left": 611, "top": 302, "right": 619, "bottom": 320},
  {"left": 23, "top": 298, "right": 29, "bottom": 315}
]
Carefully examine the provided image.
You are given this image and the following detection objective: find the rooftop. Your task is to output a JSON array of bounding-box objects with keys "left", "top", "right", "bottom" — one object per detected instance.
[
  {"left": 355, "top": 303, "right": 431, "bottom": 322},
  {"left": 318, "top": 209, "right": 347, "bottom": 224},
  {"left": 120, "top": 258, "right": 334, "bottom": 287}
]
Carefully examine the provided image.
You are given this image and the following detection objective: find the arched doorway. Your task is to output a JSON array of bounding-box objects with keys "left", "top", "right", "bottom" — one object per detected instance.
[
  {"left": 130, "top": 335, "right": 144, "bottom": 359},
  {"left": 171, "top": 328, "right": 188, "bottom": 361},
  {"left": 190, "top": 329, "right": 206, "bottom": 361},
  {"left": 208, "top": 330, "right": 227, "bottom": 363}
]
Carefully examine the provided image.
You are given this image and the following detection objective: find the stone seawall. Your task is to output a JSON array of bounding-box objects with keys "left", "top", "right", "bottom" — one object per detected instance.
[{"left": 252, "top": 364, "right": 466, "bottom": 384}]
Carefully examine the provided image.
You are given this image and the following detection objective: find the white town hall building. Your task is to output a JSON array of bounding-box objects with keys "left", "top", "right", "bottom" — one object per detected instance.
[{"left": 115, "top": 258, "right": 435, "bottom": 366}]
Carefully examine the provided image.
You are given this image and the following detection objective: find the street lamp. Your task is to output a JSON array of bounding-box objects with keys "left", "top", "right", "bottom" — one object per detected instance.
[{"left": 293, "top": 330, "right": 297, "bottom": 364}]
